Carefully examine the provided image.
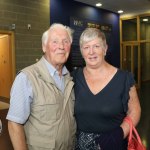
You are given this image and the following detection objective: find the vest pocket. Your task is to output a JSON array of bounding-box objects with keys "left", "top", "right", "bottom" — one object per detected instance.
[
  {"left": 27, "top": 134, "right": 55, "bottom": 148},
  {"left": 32, "top": 101, "right": 60, "bottom": 121},
  {"left": 45, "top": 102, "right": 60, "bottom": 121}
]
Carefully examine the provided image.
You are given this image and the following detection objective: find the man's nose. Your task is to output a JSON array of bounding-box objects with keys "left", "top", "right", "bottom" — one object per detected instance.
[{"left": 59, "top": 41, "right": 64, "bottom": 49}]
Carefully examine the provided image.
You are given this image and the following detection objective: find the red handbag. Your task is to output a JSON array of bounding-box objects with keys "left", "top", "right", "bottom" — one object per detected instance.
[{"left": 124, "top": 116, "right": 146, "bottom": 150}]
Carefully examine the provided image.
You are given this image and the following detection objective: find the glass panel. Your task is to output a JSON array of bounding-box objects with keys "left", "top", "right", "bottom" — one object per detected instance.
[
  {"left": 126, "top": 46, "right": 131, "bottom": 72},
  {"left": 122, "top": 18, "right": 137, "bottom": 41},
  {"left": 122, "top": 46, "right": 126, "bottom": 69},
  {"left": 122, "top": 46, "right": 131, "bottom": 71},
  {"left": 141, "top": 43, "right": 150, "bottom": 81},
  {"left": 140, "top": 16, "right": 150, "bottom": 40},
  {"left": 133, "top": 46, "right": 138, "bottom": 83}
]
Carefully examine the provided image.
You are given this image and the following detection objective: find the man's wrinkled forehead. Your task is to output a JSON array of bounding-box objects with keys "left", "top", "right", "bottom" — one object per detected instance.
[{"left": 48, "top": 28, "right": 70, "bottom": 41}]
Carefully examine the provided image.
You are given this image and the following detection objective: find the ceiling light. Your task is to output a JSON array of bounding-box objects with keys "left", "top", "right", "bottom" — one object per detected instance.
[
  {"left": 143, "top": 18, "right": 148, "bottom": 22},
  {"left": 96, "top": 3, "right": 102, "bottom": 7},
  {"left": 118, "top": 10, "right": 123, "bottom": 14}
]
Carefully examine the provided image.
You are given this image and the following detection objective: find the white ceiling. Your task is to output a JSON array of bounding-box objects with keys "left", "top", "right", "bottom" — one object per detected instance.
[{"left": 74, "top": 0, "right": 150, "bottom": 17}]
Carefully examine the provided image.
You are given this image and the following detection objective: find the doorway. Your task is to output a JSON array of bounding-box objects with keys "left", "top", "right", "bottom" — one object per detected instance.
[
  {"left": 120, "top": 14, "right": 150, "bottom": 88},
  {"left": 0, "top": 31, "right": 15, "bottom": 100},
  {"left": 121, "top": 42, "right": 141, "bottom": 88}
]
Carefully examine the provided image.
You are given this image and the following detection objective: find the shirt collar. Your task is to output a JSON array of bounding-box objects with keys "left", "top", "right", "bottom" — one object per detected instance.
[{"left": 43, "top": 57, "right": 69, "bottom": 77}]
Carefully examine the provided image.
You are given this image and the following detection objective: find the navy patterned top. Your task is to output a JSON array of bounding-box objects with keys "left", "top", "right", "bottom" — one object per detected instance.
[{"left": 72, "top": 68, "right": 135, "bottom": 133}]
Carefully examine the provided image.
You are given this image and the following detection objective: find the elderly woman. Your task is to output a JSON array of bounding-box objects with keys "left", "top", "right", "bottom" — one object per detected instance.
[{"left": 72, "top": 28, "right": 141, "bottom": 150}]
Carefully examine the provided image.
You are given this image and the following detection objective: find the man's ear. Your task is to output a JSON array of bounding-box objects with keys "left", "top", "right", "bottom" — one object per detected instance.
[
  {"left": 43, "top": 48, "right": 46, "bottom": 53},
  {"left": 42, "top": 44, "right": 46, "bottom": 53}
]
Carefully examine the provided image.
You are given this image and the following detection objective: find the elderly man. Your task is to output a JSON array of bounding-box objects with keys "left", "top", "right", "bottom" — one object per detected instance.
[{"left": 7, "top": 23, "right": 76, "bottom": 150}]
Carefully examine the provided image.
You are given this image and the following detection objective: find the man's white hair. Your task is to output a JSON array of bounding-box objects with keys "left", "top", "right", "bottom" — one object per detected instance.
[{"left": 42, "top": 23, "right": 73, "bottom": 45}]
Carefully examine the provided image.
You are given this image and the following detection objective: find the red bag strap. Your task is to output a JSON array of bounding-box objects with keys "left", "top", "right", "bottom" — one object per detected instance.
[{"left": 124, "top": 116, "right": 143, "bottom": 145}]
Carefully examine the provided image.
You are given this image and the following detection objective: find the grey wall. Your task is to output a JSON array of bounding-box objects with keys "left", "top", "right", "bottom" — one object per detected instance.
[{"left": 0, "top": 0, "right": 50, "bottom": 73}]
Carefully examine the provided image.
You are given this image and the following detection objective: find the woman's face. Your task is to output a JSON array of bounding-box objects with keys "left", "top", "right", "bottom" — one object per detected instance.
[{"left": 81, "top": 37, "right": 107, "bottom": 68}]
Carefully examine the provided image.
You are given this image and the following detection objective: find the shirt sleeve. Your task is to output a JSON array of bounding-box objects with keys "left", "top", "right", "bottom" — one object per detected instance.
[
  {"left": 122, "top": 71, "right": 135, "bottom": 112},
  {"left": 6, "top": 72, "right": 33, "bottom": 124}
]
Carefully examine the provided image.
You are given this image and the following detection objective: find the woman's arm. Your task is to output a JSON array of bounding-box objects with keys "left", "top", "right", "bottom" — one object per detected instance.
[
  {"left": 120, "top": 85, "right": 141, "bottom": 138},
  {"left": 8, "top": 121, "right": 28, "bottom": 150}
]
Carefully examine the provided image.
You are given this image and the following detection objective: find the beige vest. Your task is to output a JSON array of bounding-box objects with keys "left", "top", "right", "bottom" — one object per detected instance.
[{"left": 22, "top": 57, "right": 76, "bottom": 150}]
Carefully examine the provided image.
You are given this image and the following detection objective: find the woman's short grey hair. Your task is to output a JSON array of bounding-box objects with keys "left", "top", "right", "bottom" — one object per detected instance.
[
  {"left": 42, "top": 23, "right": 73, "bottom": 45},
  {"left": 80, "top": 28, "right": 107, "bottom": 50}
]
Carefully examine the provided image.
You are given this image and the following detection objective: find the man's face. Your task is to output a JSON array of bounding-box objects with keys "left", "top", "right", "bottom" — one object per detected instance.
[{"left": 43, "top": 28, "right": 71, "bottom": 67}]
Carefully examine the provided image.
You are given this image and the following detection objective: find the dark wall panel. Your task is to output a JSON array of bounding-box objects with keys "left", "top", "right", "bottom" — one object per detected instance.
[{"left": 50, "top": 0, "right": 120, "bottom": 70}]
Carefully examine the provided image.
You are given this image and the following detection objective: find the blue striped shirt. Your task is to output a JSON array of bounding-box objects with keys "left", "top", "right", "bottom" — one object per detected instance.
[{"left": 6, "top": 57, "right": 68, "bottom": 124}]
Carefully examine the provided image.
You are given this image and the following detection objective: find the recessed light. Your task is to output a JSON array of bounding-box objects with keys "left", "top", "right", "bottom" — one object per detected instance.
[
  {"left": 96, "top": 3, "right": 102, "bottom": 7},
  {"left": 143, "top": 18, "right": 148, "bottom": 22},
  {"left": 118, "top": 10, "right": 123, "bottom": 14}
]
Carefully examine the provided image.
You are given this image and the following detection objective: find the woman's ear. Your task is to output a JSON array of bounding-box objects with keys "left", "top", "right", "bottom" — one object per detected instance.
[{"left": 104, "top": 44, "right": 108, "bottom": 56}]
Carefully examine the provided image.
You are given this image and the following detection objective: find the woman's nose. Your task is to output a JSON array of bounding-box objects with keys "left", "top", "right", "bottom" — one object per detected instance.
[{"left": 89, "top": 47, "right": 94, "bottom": 54}]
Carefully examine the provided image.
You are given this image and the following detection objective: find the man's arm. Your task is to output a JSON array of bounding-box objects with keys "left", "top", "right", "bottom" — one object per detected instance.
[
  {"left": 6, "top": 72, "right": 33, "bottom": 149},
  {"left": 8, "top": 121, "right": 28, "bottom": 150}
]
